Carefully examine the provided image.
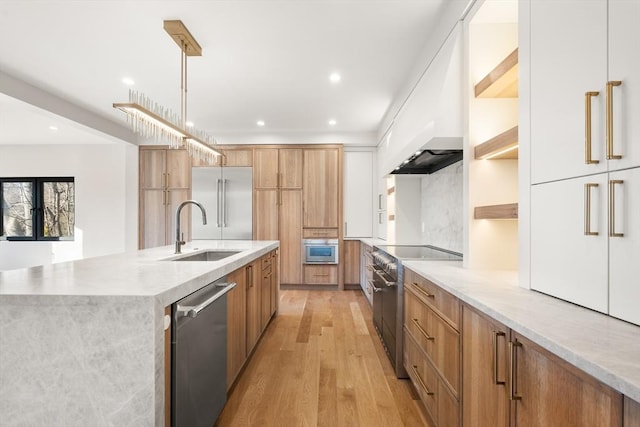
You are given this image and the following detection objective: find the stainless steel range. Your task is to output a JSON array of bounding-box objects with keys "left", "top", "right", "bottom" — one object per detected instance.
[{"left": 369, "top": 245, "right": 462, "bottom": 378}]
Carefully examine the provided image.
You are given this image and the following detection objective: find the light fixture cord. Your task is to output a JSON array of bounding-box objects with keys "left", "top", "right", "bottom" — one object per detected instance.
[{"left": 180, "top": 40, "right": 187, "bottom": 128}]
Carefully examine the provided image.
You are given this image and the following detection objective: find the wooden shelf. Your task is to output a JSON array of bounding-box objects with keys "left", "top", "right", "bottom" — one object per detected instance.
[
  {"left": 474, "top": 48, "right": 518, "bottom": 98},
  {"left": 475, "top": 126, "right": 519, "bottom": 160},
  {"left": 474, "top": 203, "right": 518, "bottom": 220}
]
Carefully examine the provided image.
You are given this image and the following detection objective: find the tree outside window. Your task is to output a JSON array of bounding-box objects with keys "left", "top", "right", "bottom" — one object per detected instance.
[{"left": 0, "top": 178, "right": 75, "bottom": 241}]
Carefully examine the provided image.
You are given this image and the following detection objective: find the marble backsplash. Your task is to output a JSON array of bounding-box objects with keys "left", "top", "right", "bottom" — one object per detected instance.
[{"left": 420, "top": 161, "right": 463, "bottom": 253}]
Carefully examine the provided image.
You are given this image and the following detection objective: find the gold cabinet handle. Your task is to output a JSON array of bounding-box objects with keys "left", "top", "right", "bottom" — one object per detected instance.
[
  {"left": 411, "top": 283, "right": 435, "bottom": 299},
  {"left": 606, "top": 81, "right": 622, "bottom": 160},
  {"left": 412, "top": 318, "right": 434, "bottom": 341},
  {"left": 585, "top": 91, "right": 600, "bottom": 164},
  {"left": 492, "top": 331, "right": 506, "bottom": 386},
  {"left": 509, "top": 341, "right": 522, "bottom": 401},
  {"left": 609, "top": 179, "right": 624, "bottom": 237},
  {"left": 411, "top": 365, "right": 434, "bottom": 396},
  {"left": 584, "top": 183, "right": 599, "bottom": 236}
]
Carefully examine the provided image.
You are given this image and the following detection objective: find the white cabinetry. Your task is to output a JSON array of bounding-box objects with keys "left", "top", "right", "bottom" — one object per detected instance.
[
  {"left": 528, "top": 0, "right": 640, "bottom": 325},
  {"left": 343, "top": 151, "right": 373, "bottom": 238}
]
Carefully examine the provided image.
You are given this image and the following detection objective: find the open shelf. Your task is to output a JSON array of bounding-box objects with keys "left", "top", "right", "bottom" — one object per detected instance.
[
  {"left": 475, "top": 126, "right": 519, "bottom": 159},
  {"left": 474, "top": 48, "right": 518, "bottom": 98},
  {"left": 474, "top": 203, "right": 518, "bottom": 220}
]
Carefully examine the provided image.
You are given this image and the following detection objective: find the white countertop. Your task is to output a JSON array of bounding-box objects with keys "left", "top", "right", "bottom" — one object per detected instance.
[
  {"left": 0, "top": 240, "right": 278, "bottom": 307},
  {"left": 403, "top": 260, "right": 640, "bottom": 403}
]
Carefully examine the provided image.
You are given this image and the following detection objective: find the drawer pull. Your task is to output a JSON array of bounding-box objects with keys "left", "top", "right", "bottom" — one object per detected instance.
[
  {"left": 411, "top": 365, "right": 434, "bottom": 396},
  {"left": 412, "top": 283, "right": 435, "bottom": 299},
  {"left": 509, "top": 341, "right": 522, "bottom": 401},
  {"left": 492, "top": 331, "right": 506, "bottom": 386},
  {"left": 412, "top": 318, "right": 434, "bottom": 341}
]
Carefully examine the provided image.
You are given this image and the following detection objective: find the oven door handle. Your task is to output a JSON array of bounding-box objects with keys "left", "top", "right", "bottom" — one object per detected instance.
[
  {"left": 367, "top": 264, "right": 383, "bottom": 272},
  {"left": 372, "top": 268, "right": 397, "bottom": 287},
  {"left": 368, "top": 280, "right": 383, "bottom": 293}
]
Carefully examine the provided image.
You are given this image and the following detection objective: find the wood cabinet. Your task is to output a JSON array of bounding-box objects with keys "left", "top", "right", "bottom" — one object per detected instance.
[
  {"left": 191, "top": 147, "right": 253, "bottom": 167},
  {"left": 139, "top": 147, "right": 191, "bottom": 249},
  {"left": 403, "top": 267, "right": 461, "bottom": 426},
  {"left": 260, "top": 251, "right": 276, "bottom": 331},
  {"left": 303, "top": 265, "right": 338, "bottom": 285},
  {"left": 343, "top": 151, "right": 373, "bottom": 237},
  {"left": 343, "top": 240, "right": 360, "bottom": 286},
  {"left": 510, "top": 332, "right": 622, "bottom": 426},
  {"left": 625, "top": 397, "right": 640, "bottom": 427},
  {"left": 462, "top": 305, "right": 509, "bottom": 427},
  {"left": 227, "top": 266, "right": 248, "bottom": 390},
  {"left": 254, "top": 148, "right": 303, "bottom": 285},
  {"left": 246, "top": 259, "right": 261, "bottom": 352},
  {"left": 303, "top": 148, "right": 340, "bottom": 228}
]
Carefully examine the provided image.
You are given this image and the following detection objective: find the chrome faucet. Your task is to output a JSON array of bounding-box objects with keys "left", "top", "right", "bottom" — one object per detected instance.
[{"left": 175, "top": 200, "right": 207, "bottom": 254}]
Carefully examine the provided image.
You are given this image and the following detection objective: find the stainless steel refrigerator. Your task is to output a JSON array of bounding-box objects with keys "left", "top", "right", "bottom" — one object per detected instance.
[{"left": 191, "top": 167, "right": 253, "bottom": 240}]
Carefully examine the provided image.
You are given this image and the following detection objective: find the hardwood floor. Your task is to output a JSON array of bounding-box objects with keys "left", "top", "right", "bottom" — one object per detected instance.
[{"left": 217, "top": 290, "right": 431, "bottom": 427}]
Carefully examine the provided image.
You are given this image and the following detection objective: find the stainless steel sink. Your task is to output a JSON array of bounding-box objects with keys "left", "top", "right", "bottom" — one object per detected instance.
[{"left": 169, "top": 251, "right": 241, "bottom": 262}]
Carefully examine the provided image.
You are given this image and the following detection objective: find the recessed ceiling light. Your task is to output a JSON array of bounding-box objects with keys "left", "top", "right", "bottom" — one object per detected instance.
[
  {"left": 49, "top": 126, "right": 58, "bottom": 131},
  {"left": 329, "top": 73, "right": 341, "bottom": 83},
  {"left": 328, "top": 119, "right": 337, "bottom": 126},
  {"left": 122, "top": 77, "right": 135, "bottom": 86},
  {"left": 257, "top": 120, "right": 265, "bottom": 127},
  {"left": 185, "top": 121, "right": 194, "bottom": 128}
]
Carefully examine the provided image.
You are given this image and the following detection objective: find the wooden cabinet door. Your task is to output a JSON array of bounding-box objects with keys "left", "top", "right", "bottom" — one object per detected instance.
[
  {"left": 222, "top": 149, "right": 253, "bottom": 167},
  {"left": 254, "top": 148, "right": 279, "bottom": 188},
  {"left": 462, "top": 305, "right": 509, "bottom": 427},
  {"left": 511, "top": 332, "right": 623, "bottom": 426},
  {"left": 227, "top": 267, "right": 247, "bottom": 390},
  {"left": 529, "top": 0, "right": 607, "bottom": 184},
  {"left": 625, "top": 397, "right": 640, "bottom": 427},
  {"left": 254, "top": 189, "right": 278, "bottom": 240},
  {"left": 140, "top": 149, "right": 166, "bottom": 189},
  {"left": 279, "top": 190, "right": 302, "bottom": 284},
  {"left": 165, "top": 150, "right": 191, "bottom": 189},
  {"left": 530, "top": 175, "right": 608, "bottom": 313},
  {"left": 140, "top": 190, "right": 167, "bottom": 249},
  {"left": 246, "top": 261, "right": 261, "bottom": 353},
  {"left": 343, "top": 240, "right": 361, "bottom": 285},
  {"left": 260, "top": 261, "right": 272, "bottom": 331},
  {"left": 279, "top": 148, "right": 303, "bottom": 189},
  {"left": 344, "top": 151, "right": 373, "bottom": 237},
  {"left": 609, "top": 0, "right": 640, "bottom": 171},
  {"left": 303, "top": 149, "right": 339, "bottom": 228}
]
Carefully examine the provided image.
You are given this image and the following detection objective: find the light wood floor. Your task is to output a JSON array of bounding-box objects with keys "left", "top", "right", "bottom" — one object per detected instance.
[{"left": 217, "top": 290, "right": 431, "bottom": 427}]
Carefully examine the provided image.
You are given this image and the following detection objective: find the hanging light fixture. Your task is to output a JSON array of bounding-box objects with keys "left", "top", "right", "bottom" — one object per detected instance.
[{"left": 113, "top": 20, "right": 221, "bottom": 162}]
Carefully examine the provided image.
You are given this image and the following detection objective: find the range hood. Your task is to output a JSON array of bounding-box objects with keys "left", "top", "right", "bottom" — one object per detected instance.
[{"left": 392, "top": 137, "right": 463, "bottom": 175}]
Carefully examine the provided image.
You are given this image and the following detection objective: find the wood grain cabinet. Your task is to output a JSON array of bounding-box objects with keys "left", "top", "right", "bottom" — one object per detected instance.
[
  {"left": 343, "top": 240, "right": 360, "bottom": 287},
  {"left": 254, "top": 148, "right": 303, "bottom": 285},
  {"left": 139, "top": 146, "right": 191, "bottom": 249},
  {"left": 403, "top": 267, "right": 461, "bottom": 426},
  {"left": 227, "top": 266, "right": 248, "bottom": 390},
  {"left": 259, "top": 251, "right": 277, "bottom": 331},
  {"left": 303, "top": 148, "right": 340, "bottom": 228},
  {"left": 191, "top": 147, "right": 253, "bottom": 167}
]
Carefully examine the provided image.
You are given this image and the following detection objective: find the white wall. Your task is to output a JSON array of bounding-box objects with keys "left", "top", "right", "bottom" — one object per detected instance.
[{"left": 0, "top": 143, "right": 138, "bottom": 271}]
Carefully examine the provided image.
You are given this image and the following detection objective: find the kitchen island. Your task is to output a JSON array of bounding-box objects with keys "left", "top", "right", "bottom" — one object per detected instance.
[{"left": 0, "top": 240, "right": 278, "bottom": 427}]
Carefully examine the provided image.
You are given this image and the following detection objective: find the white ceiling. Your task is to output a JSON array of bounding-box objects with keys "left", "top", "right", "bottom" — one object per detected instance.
[{"left": 0, "top": 0, "right": 453, "bottom": 146}]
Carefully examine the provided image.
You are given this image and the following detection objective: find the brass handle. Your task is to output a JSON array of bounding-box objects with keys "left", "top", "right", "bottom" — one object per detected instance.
[
  {"left": 411, "top": 365, "right": 434, "bottom": 396},
  {"left": 509, "top": 341, "right": 522, "bottom": 401},
  {"left": 166, "top": 172, "right": 171, "bottom": 187},
  {"left": 411, "top": 283, "right": 435, "bottom": 299},
  {"left": 584, "top": 183, "right": 599, "bottom": 236},
  {"left": 609, "top": 179, "right": 624, "bottom": 237},
  {"left": 247, "top": 265, "right": 253, "bottom": 288},
  {"left": 606, "top": 81, "right": 622, "bottom": 160},
  {"left": 585, "top": 91, "right": 600, "bottom": 164},
  {"left": 313, "top": 274, "right": 330, "bottom": 277},
  {"left": 412, "top": 318, "right": 434, "bottom": 341},
  {"left": 493, "top": 331, "right": 506, "bottom": 385}
]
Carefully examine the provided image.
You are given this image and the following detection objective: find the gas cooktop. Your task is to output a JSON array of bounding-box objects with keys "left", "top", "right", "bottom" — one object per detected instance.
[{"left": 374, "top": 245, "right": 462, "bottom": 261}]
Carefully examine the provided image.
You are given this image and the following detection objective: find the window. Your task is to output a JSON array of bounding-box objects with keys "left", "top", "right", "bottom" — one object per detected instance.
[{"left": 1, "top": 177, "right": 75, "bottom": 241}]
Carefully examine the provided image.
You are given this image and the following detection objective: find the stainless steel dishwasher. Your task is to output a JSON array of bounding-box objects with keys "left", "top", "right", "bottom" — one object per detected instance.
[{"left": 172, "top": 276, "right": 236, "bottom": 427}]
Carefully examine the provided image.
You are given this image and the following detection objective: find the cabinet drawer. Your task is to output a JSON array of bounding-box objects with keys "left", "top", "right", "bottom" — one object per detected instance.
[
  {"left": 405, "top": 268, "right": 460, "bottom": 330},
  {"left": 405, "top": 285, "right": 460, "bottom": 396},
  {"left": 303, "top": 228, "right": 339, "bottom": 238},
  {"left": 261, "top": 254, "right": 273, "bottom": 271},
  {"left": 405, "top": 328, "right": 460, "bottom": 427},
  {"left": 303, "top": 265, "right": 338, "bottom": 284}
]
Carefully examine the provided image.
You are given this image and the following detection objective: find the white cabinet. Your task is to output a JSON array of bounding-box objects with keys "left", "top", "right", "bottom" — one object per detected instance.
[
  {"left": 531, "top": 175, "right": 608, "bottom": 313},
  {"left": 528, "top": 0, "right": 640, "bottom": 325},
  {"left": 343, "top": 151, "right": 373, "bottom": 238}
]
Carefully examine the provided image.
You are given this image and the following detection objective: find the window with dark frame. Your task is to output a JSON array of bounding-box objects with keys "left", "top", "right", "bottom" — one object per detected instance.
[{"left": 0, "top": 177, "right": 75, "bottom": 241}]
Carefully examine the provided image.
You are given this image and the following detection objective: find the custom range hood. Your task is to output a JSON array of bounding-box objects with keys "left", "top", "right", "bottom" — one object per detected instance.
[{"left": 392, "top": 137, "right": 463, "bottom": 175}]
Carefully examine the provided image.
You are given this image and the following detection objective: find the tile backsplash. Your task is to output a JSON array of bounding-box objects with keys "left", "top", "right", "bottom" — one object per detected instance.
[{"left": 420, "top": 161, "right": 463, "bottom": 253}]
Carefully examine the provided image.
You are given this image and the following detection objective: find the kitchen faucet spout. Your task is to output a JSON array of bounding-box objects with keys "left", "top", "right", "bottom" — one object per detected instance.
[{"left": 175, "top": 200, "right": 207, "bottom": 254}]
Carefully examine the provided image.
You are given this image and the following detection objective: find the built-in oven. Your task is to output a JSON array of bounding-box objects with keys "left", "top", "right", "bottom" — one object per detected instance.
[{"left": 303, "top": 239, "right": 339, "bottom": 264}]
